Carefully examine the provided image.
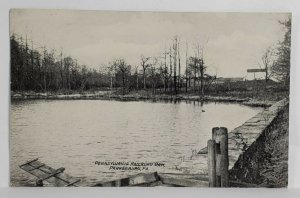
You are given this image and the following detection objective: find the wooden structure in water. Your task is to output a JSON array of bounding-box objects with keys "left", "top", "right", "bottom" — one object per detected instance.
[
  {"left": 19, "top": 127, "right": 267, "bottom": 187},
  {"left": 19, "top": 158, "right": 211, "bottom": 187},
  {"left": 19, "top": 158, "right": 81, "bottom": 187}
]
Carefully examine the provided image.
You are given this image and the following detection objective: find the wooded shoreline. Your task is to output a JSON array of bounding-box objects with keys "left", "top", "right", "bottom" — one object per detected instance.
[{"left": 11, "top": 90, "right": 276, "bottom": 107}]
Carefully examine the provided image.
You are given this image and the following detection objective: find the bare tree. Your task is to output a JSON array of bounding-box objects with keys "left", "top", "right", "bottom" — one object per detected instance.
[
  {"left": 162, "top": 48, "right": 169, "bottom": 93},
  {"left": 272, "top": 17, "right": 291, "bottom": 86},
  {"left": 169, "top": 46, "right": 173, "bottom": 93},
  {"left": 59, "top": 49, "right": 64, "bottom": 90},
  {"left": 107, "top": 63, "right": 116, "bottom": 90},
  {"left": 173, "top": 36, "right": 178, "bottom": 95},
  {"left": 200, "top": 58, "right": 205, "bottom": 97},
  {"left": 259, "top": 46, "right": 276, "bottom": 82},
  {"left": 194, "top": 41, "right": 207, "bottom": 97},
  {"left": 149, "top": 57, "right": 159, "bottom": 94},
  {"left": 113, "top": 59, "right": 131, "bottom": 95},
  {"left": 178, "top": 38, "right": 181, "bottom": 92},
  {"left": 134, "top": 65, "right": 139, "bottom": 90},
  {"left": 140, "top": 55, "right": 151, "bottom": 89},
  {"left": 185, "top": 41, "right": 189, "bottom": 93}
]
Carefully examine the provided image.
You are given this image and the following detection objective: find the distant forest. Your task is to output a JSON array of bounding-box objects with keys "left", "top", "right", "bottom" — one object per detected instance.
[
  {"left": 10, "top": 34, "right": 209, "bottom": 95},
  {"left": 10, "top": 18, "right": 291, "bottom": 95}
]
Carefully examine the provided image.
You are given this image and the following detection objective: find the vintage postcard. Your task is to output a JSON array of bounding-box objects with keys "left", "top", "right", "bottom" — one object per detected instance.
[{"left": 10, "top": 9, "right": 291, "bottom": 187}]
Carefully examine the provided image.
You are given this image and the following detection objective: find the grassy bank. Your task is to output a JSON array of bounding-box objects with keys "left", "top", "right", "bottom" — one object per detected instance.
[
  {"left": 229, "top": 105, "right": 289, "bottom": 187},
  {"left": 11, "top": 79, "right": 289, "bottom": 107},
  {"left": 11, "top": 88, "right": 288, "bottom": 107}
]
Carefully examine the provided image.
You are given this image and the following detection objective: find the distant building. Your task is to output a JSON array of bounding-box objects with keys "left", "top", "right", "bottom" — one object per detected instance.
[{"left": 215, "top": 77, "right": 244, "bottom": 84}]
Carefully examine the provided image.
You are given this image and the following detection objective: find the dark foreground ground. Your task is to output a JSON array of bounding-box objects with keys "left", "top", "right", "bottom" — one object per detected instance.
[{"left": 229, "top": 105, "right": 289, "bottom": 187}]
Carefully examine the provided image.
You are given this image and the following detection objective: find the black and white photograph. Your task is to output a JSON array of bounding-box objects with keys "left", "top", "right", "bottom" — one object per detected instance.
[{"left": 9, "top": 9, "right": 291, "bottom": 188}]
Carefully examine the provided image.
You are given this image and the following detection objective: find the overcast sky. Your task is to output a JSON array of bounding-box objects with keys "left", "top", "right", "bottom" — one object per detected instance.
[{"left": 10, "top": 9, "right": 290, "bottom": 78}]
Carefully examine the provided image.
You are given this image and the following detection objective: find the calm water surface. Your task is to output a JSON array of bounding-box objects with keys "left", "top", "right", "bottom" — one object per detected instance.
[{"left": 10, "top": 99, "right": 263, "bottom": 186}]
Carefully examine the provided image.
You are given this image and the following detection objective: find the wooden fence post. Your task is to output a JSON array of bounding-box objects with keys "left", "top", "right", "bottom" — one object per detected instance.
[
  {"left": 212, "top": 127, "right": 229, "bottom": 187},
  {"left": 207, "top": 139, "right": 216, "bottom": 187}
]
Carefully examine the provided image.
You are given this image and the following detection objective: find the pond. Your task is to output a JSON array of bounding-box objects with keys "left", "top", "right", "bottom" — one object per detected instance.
[{"left": 10, "top": 99, "right": 264, "bottom": 186}]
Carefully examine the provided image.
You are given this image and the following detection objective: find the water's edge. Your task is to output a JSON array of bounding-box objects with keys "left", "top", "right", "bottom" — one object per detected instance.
[{"left": 11, "top": 92, "right": 274, "bottom": 108}]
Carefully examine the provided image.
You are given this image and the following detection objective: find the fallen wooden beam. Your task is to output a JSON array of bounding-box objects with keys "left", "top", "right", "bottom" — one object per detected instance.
[
  {"left": 135, "top": 181, "right": 164, "bottom": 187},
  {"left": 93, "top": 172, "right": 160, "bottom": 187},
  {"left": 159, "top": 175, "right": 209, "bottom": 187},
  {"left": 158, "top": 173, "right": 209, "bottom": 181},
  {"left": 36, "top": 167, "right": 65, "bottom": 186},
  {"left": 19, "top": 159, "right": 81, "bottom": 187}
]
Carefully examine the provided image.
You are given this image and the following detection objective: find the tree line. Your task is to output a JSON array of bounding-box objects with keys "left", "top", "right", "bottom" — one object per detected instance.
[
  {"left": 10, "top": 17, "right": 291, "bottom": 95},
  {"left": 10, "top": 34, "right": 110, "bottom": 92},
  {"left": 10, "top": 34, "right": 210, "bottom": 95},
  {"left": 258, "top": 17, "right": 291, "bottom": 88}
]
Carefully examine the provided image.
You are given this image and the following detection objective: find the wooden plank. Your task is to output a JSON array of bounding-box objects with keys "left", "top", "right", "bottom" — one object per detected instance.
[
  {"left": 129, "top": 172, "right": 159, "bottom": 186},
  {"left": 94, "top": 172, "right": 160, "bottom": 187},
  {"left": 27, "top": 164, "right": 45, "bottom": 171},
  {"left": 36, "top": 167, "right": 65, "bottom": 185},
  {"left": 19, "top": 160, "right": 81, "bottom": 187},
  {"left": 135, "top": 181, "right": 163, "bottom": 187},
  {"left": 159, "top": 175, "right": 209, "bottom": 187},
  {"left": 158, "top": 173, "right": 209, "bottom": 181}
]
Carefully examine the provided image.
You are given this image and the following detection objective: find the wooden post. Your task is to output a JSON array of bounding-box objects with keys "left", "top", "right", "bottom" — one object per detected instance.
[
  {"left": 212, "top": 127, "right": 229, "bottom": 187},
  {"left": 207, "top": 139, "right": 216, "bottom": 187}
]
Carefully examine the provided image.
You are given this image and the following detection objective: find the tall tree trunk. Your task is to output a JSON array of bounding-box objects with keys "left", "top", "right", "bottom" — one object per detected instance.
[
  {"left": 169, "top": 47, "right": 172, "bottom": 94},
  {"left": 265, "top": 66, "right": 268, "bottom": 82},
  {"left": 178, "top": 39, "right": 181, "bottom": 93},
  {"left": 31, "top": 42, "right": 35, "bottom": 90},
  {"left": 185, "top": 42, "right": 188, "bottom": 93},
  {"left": 60, "top": 52, "right": 64, "bottom": 90},
  {"left": 194, "top": 60, "right": 196, "bottom": 93},
  {"left": 122, "top": 74, "right": 125, "bottom": 95},
  {"left": 164, "top": 49, "right": 167, "bottom": 93},
  {"left": 173, "top": 37, "right": 177, "bottom": 95},
  {"left": 110, "top": 75, "right": 113, "bottom": 90},
  {"left": 200, "top": 60, "right": 204, "bottom": 97},
  {"left": 143, "top": 69, "right": 146, "bottom": 89},
  {"left": 43, "top": 49, "right": 47, "bottom": 92},
  {"left": 136, "top": 73, "right": 139, "bottom": 90}
]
